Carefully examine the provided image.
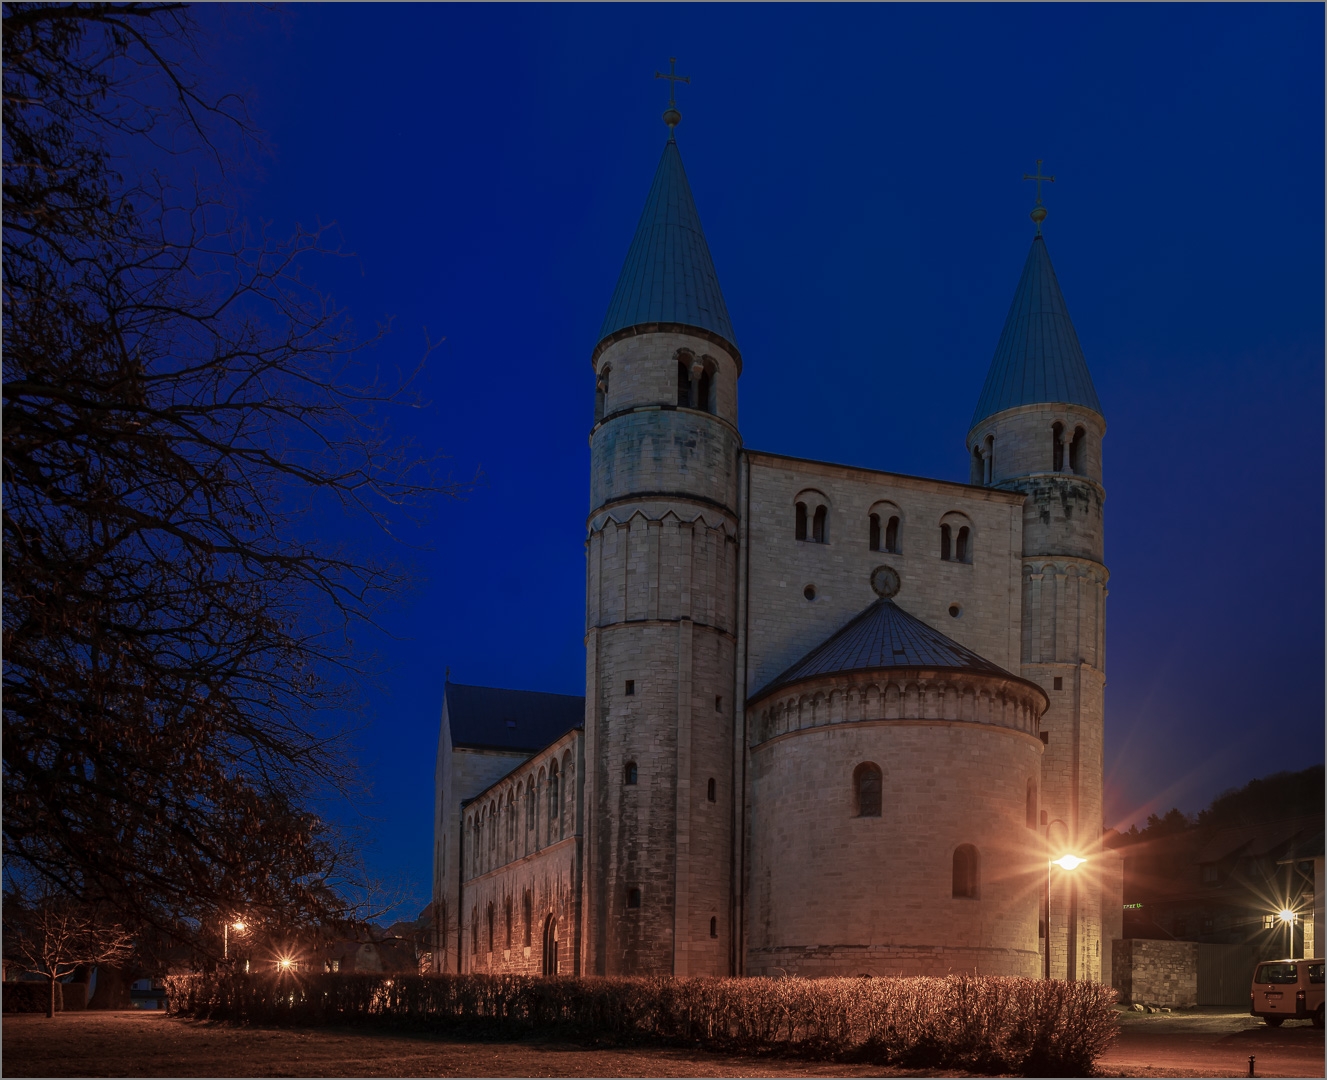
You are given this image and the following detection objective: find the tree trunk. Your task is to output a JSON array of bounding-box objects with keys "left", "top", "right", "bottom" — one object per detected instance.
[{"left": 47, "top": 975, "right": 56, "bottom": 1018}]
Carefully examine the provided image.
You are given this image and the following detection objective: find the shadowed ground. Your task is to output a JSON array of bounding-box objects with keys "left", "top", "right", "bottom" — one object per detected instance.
[{"left": 2, "top": 1006, "right": 1322, "bottom": 1077}]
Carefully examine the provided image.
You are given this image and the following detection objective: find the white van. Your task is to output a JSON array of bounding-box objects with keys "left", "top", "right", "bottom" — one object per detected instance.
[{"left": 1250, "top": 958, "right": 1324, "bottom": 1027}]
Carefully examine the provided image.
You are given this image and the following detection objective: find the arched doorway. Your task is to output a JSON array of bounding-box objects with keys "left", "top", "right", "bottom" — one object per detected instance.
[{"left": 541, "top": 914, "right": 558, "bottom": 976}]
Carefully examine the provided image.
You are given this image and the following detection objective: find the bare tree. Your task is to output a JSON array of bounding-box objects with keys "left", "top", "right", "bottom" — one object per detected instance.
[
  {"left": 4, "top": 890, "right": 135, "bottom": 1017},
  {"left": 3, "top": 4, "right": 470, "bottom": 945}
]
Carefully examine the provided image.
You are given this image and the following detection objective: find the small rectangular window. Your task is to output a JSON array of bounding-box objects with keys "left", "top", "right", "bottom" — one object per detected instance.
[
  {"left": 1201, "top": 864, "right": 1218, "bottom": 884},
  {"left": 1053, "top": 677, "right": 1063, "bottom": 690},
  {"left": 624, "top": 680, "right": 634, "bottom": 696},
  {"left": 707, "top": 778, "right": 716, "bottom": 802},
  {"left": 714, "top": 695, "right": 722, "bottom": 712}
]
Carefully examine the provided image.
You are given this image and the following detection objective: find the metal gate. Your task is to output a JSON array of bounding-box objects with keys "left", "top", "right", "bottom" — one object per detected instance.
[{"left": 1197, "top": 942, "right": 1259, "bottom": 1006}]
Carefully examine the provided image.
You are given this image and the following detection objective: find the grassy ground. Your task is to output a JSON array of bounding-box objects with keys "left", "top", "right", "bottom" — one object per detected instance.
[
  {"left": 1, "top": 1011, "right": 980, "bottom": 1078},
  {"left": 5, "top": 1006, "right": 1320, "bottom": 1078}
]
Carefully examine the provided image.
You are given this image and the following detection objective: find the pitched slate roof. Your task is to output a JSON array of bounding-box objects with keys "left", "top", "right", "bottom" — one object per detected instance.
[
  {"left": 970, "top": 235, "right": 1102, "bottom": 431},
  {"left": 753, "top": 598, "right": 1015, "bottom": 701},
  {"left": 597, "top": 139, "right": 736, "bottom": 351},
  {"left": 444, "top": 682, "right": 584, "bottom": 752}
]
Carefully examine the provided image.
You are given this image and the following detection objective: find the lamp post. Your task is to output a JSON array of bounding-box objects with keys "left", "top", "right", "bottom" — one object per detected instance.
[
  {"left": 223, "top": 920, "right": 246, "bottom": 961},
  {"left": 1278, "top": 909, "right": 1296, "bottom": 959},
  {"left": 1046, "top": 854, "right": 1085, "bottom": 980}
]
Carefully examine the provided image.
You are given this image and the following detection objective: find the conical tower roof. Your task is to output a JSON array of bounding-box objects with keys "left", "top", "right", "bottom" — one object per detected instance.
[
  {"left": 597, "top": 139, "right": 736, "bottom": 352},
  {"left": 753, "top": 597, "right": 1018, "bottom": 701},
  {"left": 970, "top": 235, "right": 1102, "bottom": 431}
]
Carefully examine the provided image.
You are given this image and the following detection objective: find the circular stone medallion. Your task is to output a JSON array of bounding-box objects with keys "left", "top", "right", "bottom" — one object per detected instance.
[{"left": 870, "top": 564, "right": 901, "bottom": 599}]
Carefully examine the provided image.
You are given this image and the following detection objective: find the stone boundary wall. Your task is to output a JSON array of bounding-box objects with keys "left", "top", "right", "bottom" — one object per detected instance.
[{"left": 1112, "top": 939, "right": 1198, "bottom": 1007}]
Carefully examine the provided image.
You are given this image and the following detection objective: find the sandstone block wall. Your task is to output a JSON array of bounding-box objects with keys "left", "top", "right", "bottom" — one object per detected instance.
[
  {"left": 459, "top": 728, "right": 584, "bottom": 975},
  {"left": 966, "top": 402, "right": 1105, "bottom": 491},
  {"left": 1113, "top": 939, "right": 1199, "bottom": 1007},
  {"left": 433, "top": 708, "right": 539, "bottom": 973},
  {"left": 742, "top": 452, "right": 1026, "bottom": 694},
  {"left": 583, "top": 329, "right": 740, "bottom": 977},
  {"left": 746, "top": 717, "right": 1044, "bottom": 978}
]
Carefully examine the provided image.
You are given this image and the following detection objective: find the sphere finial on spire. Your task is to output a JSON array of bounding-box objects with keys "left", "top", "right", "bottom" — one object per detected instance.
[
  {"left": 1022, "top": 159, "right": 1056, "bottom": 235},
  {"left": 654, "top": 57, "right": 689, "bottom": 140}
]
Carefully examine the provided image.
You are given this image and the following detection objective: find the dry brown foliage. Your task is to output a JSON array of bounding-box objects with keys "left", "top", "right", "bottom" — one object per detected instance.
[{"left": 167, "top": 971, "right": 1119, "bottom": 1076}]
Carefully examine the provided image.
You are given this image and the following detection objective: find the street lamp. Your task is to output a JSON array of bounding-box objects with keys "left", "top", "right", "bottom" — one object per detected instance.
[
  {"left": 1044, "top": 817, "right": 1086, "bottom": 982},
  {"left": 223, "top": 920, "right": 246, "bottom": 961},
  {"left": 1278, "top": 909, "right": 1296, "bottom": 959}
]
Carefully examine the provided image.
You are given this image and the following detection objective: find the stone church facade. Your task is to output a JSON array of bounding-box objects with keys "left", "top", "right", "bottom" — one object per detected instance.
[{"left": 433, "top": 115, "right": 1124, "bottom": 984}]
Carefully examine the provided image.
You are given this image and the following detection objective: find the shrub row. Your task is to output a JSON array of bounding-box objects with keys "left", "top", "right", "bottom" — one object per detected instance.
[
  {"left": 167, "top": 971, "right": 1118, "bottom": 1075},
  {"left": 3, "top": 981, "right": 62, "bottom": 1013}
]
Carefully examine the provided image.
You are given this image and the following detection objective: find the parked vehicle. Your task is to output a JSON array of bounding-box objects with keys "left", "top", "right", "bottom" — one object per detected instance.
[{"left": 1250, "top": 958, "right": 1324, "bottom": 1027}]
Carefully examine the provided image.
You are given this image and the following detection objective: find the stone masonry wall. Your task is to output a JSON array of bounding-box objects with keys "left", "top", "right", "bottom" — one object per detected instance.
[
  {"left": 746, "top": 714, "right": 1044, "bottom": 978},
  {"left": 1112, "top": 939, "right": 1199, "bottom": 1007},
  {"left": 583, "top": 329, "right": 740, "bottom": 977},
  {"left": 742, "top": 452, "right": 1026, "bottom": 695},
  {"left": 460, "top": 728, "right": 584, "bottom": 975}
]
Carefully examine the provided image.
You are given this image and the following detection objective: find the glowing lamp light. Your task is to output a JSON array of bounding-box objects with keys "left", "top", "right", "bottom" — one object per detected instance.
[
  {"left": 277, "top": 956, "right": 295, "bottom": 971},
  {"left": 232, "top": 921, "right": 246, "bottom": 932},
  {"left": 1052, "top": 854, "right": 1086, "bottom": 871},
  {"left": 1278, "top": 909, "right": 1295, "bottom": 924}
]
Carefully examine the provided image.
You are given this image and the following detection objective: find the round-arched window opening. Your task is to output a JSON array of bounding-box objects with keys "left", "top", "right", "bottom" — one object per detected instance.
[
  {"left": 804, "top": 584, "right": 817, "bottom": 601},
  {"left": 948, "top": 603, "right": 962, "bottom": 618}
]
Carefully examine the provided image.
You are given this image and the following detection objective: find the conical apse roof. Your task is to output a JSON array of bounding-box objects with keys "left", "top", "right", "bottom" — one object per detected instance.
[
  {"left": 597, "top": 139, "right": 736, "bottom": 351},
  {"left": 970, "top": 235, "right": 1102, "bottom": 431},
  {"left": 753, "top": 597, "right": 1015, "bottom": 701}
]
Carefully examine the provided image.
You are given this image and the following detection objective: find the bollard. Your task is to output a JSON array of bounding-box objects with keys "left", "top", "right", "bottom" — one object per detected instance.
[{"left": 1248, "top": 1054, "right": 1255, "bottom": 1077}]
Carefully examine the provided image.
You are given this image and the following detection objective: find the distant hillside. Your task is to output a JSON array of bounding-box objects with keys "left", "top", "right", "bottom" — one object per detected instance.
[{"left": 1111, "top": 764, "right": 1323, "bottom": 846}]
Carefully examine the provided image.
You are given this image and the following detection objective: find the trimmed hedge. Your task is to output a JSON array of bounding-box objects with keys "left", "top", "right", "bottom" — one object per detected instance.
[
  {"left": 167, "top": 972, "right": 1118, "bottom": 1075},
  {"left": 3, "top": 981, "right": 62, "bottom": 1013}
]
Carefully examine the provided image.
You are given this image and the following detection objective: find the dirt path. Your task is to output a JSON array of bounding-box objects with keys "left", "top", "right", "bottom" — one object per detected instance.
[
  {"left": 1, "top": 1011, "right": 973, "bottom": 1078},
  {"left": 1096, "top": 1008, "right": 1324, "bottom": 1078}
]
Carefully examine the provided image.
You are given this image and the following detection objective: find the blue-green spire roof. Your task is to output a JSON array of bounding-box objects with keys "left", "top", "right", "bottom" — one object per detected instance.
[
  {"left": 597, "top": 139, "right": 736, "bottom": 351},
  {"left": 970, "top": 235, "right": 1102, "bottom": 431}
]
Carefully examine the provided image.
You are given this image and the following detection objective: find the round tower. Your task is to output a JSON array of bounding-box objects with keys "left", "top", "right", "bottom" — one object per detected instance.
[
  {"left": 967, "top": 209, "right": 1108, "bottom": 983},
  {"left": 581, "top": 112, "right": 740, "bottom": 976}
]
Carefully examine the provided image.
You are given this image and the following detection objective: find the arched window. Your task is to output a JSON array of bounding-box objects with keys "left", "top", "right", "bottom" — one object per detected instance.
[
  {"left": 471, "top": 907, "right": 478, "bottom": 956},
  {"left": 486, "top": 902, "right": 494, "bottom": 951},
  {"left": 507, "top": 793, "right": 516, "bottom": 843},
  {"left": 1052, "top": 422, "right": 1065, "bottom": 472},
  {"left": 505, "top": 897, "right": 513, "bottom": 949},
  {"left": 1070, "top": 426, "right": 1086, "bottom": 474},
  {"left": 627, "top": 888, "right": 641, "bottom": 909},
  {"left": 526, "top": 777, "right": 536, "bottom": 830},
  {"left": 952, "top": 844, "right": 979, "bottom": 899},
  {"left": 984, "top": 435, "right": 995, "bottom": 484},
  {"left": 869, "top": 513, "right": 881, "bottom": 551},
  {"left": 542, "top": 915, "right": 558, "bottom": 976},
  {"left": 707, "top": 777, "right": 716, "bottom": 802},
  {"left": 1026, "top": 779, "right": 1037, "bottom": 829},
  {"left": 795, "top": 502, "right": 808, "bottom": 541},
  {"left": 696, "top": 367, "right": 712, "bottom": 414},
  {"left": 438, "top": 901, "right": 448, "bottom": 958},
  {"left": 885, "top": 516, "right": 900, "bottom": 553},
  {"left": 624, "top": 761, "right": 637, "bottom": 785},
  {"left": 677, "top": 359, "right": 691, "bottom": 406},
  {"left": 488, "top": 802, "right": 496, "bottom": 850},
  {"left": 523, "top": 891, "right": 533, "bottom": 947},
  {"left": 812, "top": 505, "right": 828, "bottom": 543},
  {"left": 709, "top": 916, "right": 718, "bottom": 938},
  {"left": 853, "top": 762, "right": 882, "bottom": 817},
  {"left": 548, "top": 761, "right": 560, "bottom": 818},
  {"left": 955, "top": 526, "right": 970, "bottom": 563},
  {"left": 940, "top": 523, "right": 952, "bottom": 561},
  {"left": 595, "top": 365, "right": 610, "bottom": 422},
  {"left": 972, "top": 445, "right": 984, "bottom": 485}
]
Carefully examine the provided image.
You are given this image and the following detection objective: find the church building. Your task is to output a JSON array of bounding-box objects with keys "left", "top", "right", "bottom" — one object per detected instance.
[{"left": 433, "top": 89, "right": 1123, "bottom": 984}]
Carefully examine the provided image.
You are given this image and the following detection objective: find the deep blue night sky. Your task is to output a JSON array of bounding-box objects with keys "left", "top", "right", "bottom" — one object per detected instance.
[{"left": 192, "top": 4, "right": 1323, "bottom": 916}]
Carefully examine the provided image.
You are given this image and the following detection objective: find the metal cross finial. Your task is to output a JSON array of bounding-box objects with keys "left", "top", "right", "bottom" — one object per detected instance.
[
  {"left": 655, "top": 57, "right": 690, "bottom": 138},
  {"left": 1023, "top": 159, "right": 1056, "bottom": 234}
]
